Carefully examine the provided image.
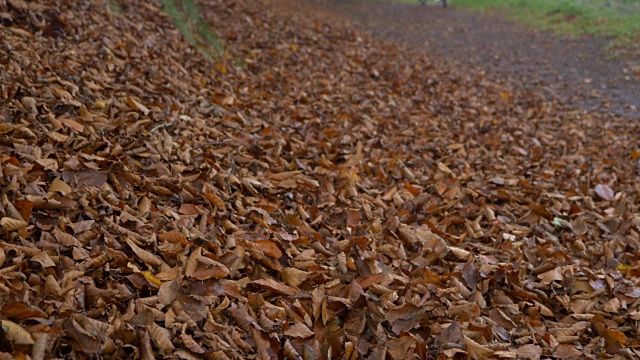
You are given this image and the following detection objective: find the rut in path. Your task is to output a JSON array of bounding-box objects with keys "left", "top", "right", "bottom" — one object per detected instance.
[{"left": 319, "top": 1, "right": 640, "bottom": 118}]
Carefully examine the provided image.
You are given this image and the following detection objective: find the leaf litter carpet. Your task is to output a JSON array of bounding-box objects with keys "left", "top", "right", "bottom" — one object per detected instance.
[{"left": 1, "top": 0, "right": 640, "bottom": 358}]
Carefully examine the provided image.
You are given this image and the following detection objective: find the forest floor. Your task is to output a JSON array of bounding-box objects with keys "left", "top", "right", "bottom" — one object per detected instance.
[
  {"left": 1, "top": 0, "right": 640, "bottom": 358},
  {"left": 320, "top": 1, "right": 640, "bottom": 118}
]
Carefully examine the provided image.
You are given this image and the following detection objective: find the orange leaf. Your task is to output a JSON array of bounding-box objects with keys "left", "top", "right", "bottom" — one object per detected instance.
[
  {"left": 255, "top": 240, "right": 282, "bottom": 258},
  {"left": 14, "top": 200, "right": 33, "bottom": 223},
  {"left": 158, "top": 230, "right": 189, "bottom": 246},
  {"left": 178, "top": 203, "right": 203, "bottom": 215}
]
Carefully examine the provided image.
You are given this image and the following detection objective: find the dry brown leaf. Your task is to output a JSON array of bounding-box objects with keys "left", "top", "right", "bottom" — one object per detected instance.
[
  {"left": 346, "top": 209, "right": 361, "bottom": 228},
  {"left": 147, "top": 323, "right": 175, "bottom": 353},
  {"left": 44, "top": 275, "right": 62, "bottom": 298},
  {"left": 252, "top": 278, "right": 297, "bottom": 296},
  {"left": 185, "top": 247, "right": 201, "bottom": 278},
  {"left": 31, "top": 333, "right": 48, "bottom": 360},
  {"left": 65, "top": 318, "right": 100, "bottom": 353},
  {"left": 284, "top": 322, "right": 314, "bottom": 338},
  {"left": 1, "top": 320, "right": 35, "bottom": 345},
  {"left": 281, "top": 267, "right": 310, "bottom": 287},
  {"left": 14, "top": 200, "right": 33, "bottom": 223},
  {"left": 517, "top": 344, "right": 542, "bottom": 359},
  {"left": 127, "top": 96, "right": 150, "bottom": 115},
  {"left": 180, "top": 333, "right": 205, "bottom": 354},
  {"left": 448, "top": 246, "right": 470, "bottom": 260},
  {"left": 255, "top": 240, "right": 283, "bottom": 258},
  {"left": 53, "top": 229, "right": 83, "bottom": 247},
  {"left": 434, "top": 320, "right": 465, "bottom": 349},
  {"left": 59, "top": 118, "right": 85, "bottom": 132},
  {"left": 35, "top": 158, "right": 58, "bottom": 170},
  {"left": 0, "top": 217, "right": 28, "bottom": 231},
  {"left": 464, "top": 336, "right": 493, "bottom": 359},
  {"left": 538, "top": 267, "right": 563, "bottom": 284},
  {"left": 138, "top": 196, "right": 152, "bottom": 215},
  {"left": 553, "top": 344, "right": 582, "bottom": 359},
  {"left": 157, "top": 277, "right": 180, "bottom": 306},
  {"left": 0, "top": 301, "right": 47, "bottom": 319},
  {"left": 283, "top": 339, "right": 303, "bottom": 360},
  {"left": 203, "top": 185, "right": 226, "bottom": 210},
  {"left": 140, "top": 329, "right": 155, "bottom": 360},
  {"left": 48, "top": 179, "right": 72, "bottom": 195},
  {"left": 158, "top": 230, "right": 189, "bottom": 246},
  {"left": 126, "top": 238, "right": 164, "bottom": 267}
]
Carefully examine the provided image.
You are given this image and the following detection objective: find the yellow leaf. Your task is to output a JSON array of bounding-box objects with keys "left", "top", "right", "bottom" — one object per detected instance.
[
  {"left": 616, "top": 263, "right": 631, "bottom": 271},
  {"left": 141, "top": 271, "right": 163, "bottom": 288},
  {"left": 214, "top": 61, "right": 227, "bottom": 75}
]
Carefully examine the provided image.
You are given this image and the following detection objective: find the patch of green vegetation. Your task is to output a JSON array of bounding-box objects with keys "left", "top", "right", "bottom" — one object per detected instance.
[
  {"left": 107, "top": 0, "right": 124, "bottom": 14},
  {"left": 450, "top": 0, "right": 640, "bottom": 48},
  {"left": 160, "top": 0, "right": 223, "bottom": 60}
]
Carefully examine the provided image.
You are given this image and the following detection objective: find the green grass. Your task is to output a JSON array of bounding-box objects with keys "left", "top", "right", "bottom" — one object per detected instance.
[
  {"left": 107, "top": 0, "right": 124, "bottom": 14},
  {"left": 160, "top": 0, "right": 223, "bottom": 60},
  {"left": 450, "top": 0, "right": 640, "bottom": 47}
]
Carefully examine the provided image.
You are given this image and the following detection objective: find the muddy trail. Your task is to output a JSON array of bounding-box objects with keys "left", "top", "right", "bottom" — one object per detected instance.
[{"left": 317, "top": 1, "right": 640, "bottom": 118}]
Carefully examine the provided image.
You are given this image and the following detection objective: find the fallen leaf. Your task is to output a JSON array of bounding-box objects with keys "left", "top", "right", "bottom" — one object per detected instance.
[
  {"left": 595, "top": 184, "right": 614, "bottom": 200},
  {"left": 48, "top": 179, "right": 72, "bottom": 195},
  {"left": 158, "top": 230, "right": 189, "bottom": 246},
  {"left": 284, "top": 322, "right": 314, "bottom": 338},
  {"left": 0, "top": 217, "right": 28, "bottom": 231},
  {"left": 126, "top": 238, "right": 164, "bottom": 267},
  {"left": 252, "top": 278, "right": 297, "bottom": 296},
  {"left": 517, "top": 344, "right": 542, "bottom": 360},
  {"left": 465, "top": 336, "right": 493, "bottom": 359},
  {"left": 281, "top": 268, "right": 310, "bottom": 287},
  {"left": 1, "top": 320, "right": 34, "bottom": 345}
]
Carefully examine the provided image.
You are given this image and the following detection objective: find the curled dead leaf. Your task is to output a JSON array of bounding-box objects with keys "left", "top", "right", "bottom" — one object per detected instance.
[
  {"left": 158, "top": 230, "right": 189, "bottom": 246},
  {"left": 157, "top": 278, "right": 180, "bottom": 306},
  {"left": 448, "top": 246, "right": 470, "bottom": 260},
  {"left": 252, "top": 278, "right": 297, "bottom": 296},
  {"left": 281, "top": 267, "right": 310, "bottom": 287},
  {"left": 1, "top": 320, "right": 34, "bottom": 345},
  {"left": 0, "top": 217, "right": 28, "bottom": 231},
  {"left": 465, "top": 336, "right": 493, "bottom": 359},
  {"left": 147, "top": 323, "right": 175, "bottom": 353},
  {"left": 48, "top": 179, "right": 72, "bottom": 195},
  {"left": 126, "top": 238, "right": 164, "bottom": 267},
  {"left": 284, "top": 322, "right": 314, "bottom": 338}
]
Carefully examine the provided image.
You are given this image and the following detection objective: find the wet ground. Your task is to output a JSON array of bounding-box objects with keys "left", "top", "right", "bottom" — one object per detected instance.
[{"left": 317, "top": 1, "right": 640, "bottom": 118}]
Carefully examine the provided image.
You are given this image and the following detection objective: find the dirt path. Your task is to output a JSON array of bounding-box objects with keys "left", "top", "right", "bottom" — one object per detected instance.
[{"left": 317, "top": 1, "right": 640, "bottom": 118}]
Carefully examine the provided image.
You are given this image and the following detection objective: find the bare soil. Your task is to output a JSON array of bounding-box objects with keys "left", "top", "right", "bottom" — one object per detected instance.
[{"left": 316, "top": 1, "right": 640, "bottom": 118}]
